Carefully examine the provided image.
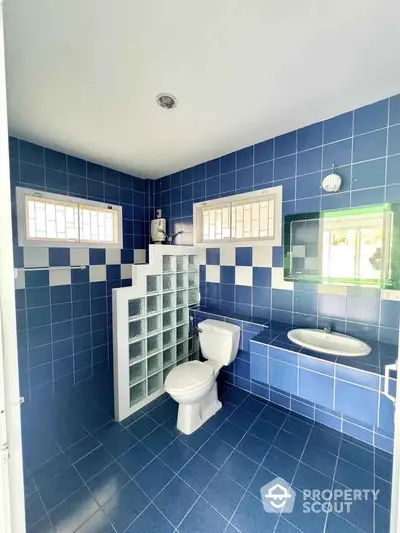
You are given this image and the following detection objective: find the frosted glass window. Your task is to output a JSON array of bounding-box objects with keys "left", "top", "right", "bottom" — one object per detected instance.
[
  {"left": 26, "top": 197, "right": 79, "bottom": 242},
  {"left": 17, "top": 188, "right": 122, "bottom": 248},
  {"left": 194, "top": 187, "right": 281, "bottom": 245},
  {"left": 202, "top": 204, "right": 230, "bottom": 241},
  {"left": 79, "top": 205, "right": 119, "bottom": 244},
  {"left": 231, "top": 199, "right": 275, "bottom": 240}
]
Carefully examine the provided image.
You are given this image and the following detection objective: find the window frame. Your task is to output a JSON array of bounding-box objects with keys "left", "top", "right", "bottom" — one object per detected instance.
[
  {"left": 193, "top": 185, "right": 282, "bottom": 247},
  {"left": 16, "top": 187, "right": 123, "bottom": 249}
]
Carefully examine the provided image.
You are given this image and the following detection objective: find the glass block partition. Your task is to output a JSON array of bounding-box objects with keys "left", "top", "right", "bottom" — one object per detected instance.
[{"left": 112, "top": 245, "right": 202, "bottom": 421}]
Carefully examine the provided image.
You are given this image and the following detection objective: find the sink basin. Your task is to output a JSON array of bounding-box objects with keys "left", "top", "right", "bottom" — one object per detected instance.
[{"left": 287, "top": 329, "right": 371, "bottom": 357}]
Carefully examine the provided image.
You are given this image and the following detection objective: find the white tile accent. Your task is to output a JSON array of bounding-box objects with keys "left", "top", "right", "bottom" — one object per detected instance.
[
  {"left": 23, "top": 247, "right": 49, "bottom": 268},
  {"left": 70, "top": 248, "right": 89, "bottom": 266},
  {"left": 305, "top": 257, "right": 319, "bottom": 270},
  {"left": 271, "top": 267, "right": 294, "bottom": 290},
  {"left": 15, "top": 270, "right": 25, "bottom": 290},
  {"left": 89, "top": 265, "right": 107, "bottom": 282},
  {"left": 318, "top": 284, "right": 348, "bottom": 295},
  {"left": 49, "top": 268, "right": 71, "bottom": 286},
  {"left": 292, "top": 245, "right": 306, "bottom": 258},
  {"left": 134, "top": 249, "right": 146, "bottom": 264},
  {"left": 121, "top": 264, "right": 133, "bottom": 280},
  {"left": 381, "top": 289, "right": 400, "bottom": 301},
  {"left": 252, "top": 246, "right": 273, "bottom": 267},
  {"left": 235, "top": 266, "right": 253, "bottom": 286},
  {"left": 106, "top": 248, "right": 121, "bottom": 265},
  {"left": 219, "top": 245, "right": 235, "bottom": 266},
  {"left": 206, "top": 265, "right": 220, "bottom": 283}
]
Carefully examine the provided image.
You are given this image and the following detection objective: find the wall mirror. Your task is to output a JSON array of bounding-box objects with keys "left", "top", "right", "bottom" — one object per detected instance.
[{"left": 283, "top": 203, "right": 400, "bottom": 289}]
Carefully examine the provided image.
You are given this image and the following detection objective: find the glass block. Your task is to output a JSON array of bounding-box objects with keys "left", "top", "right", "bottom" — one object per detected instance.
[
  {"left": 129, "top": 339, "right": 145, "bottom": 364},
  {"left": 163, "top": 346, "right": 176, "bottom": 367},
  {"left": 163, "top": 364, "right": 175, "bottom": 381},
  {"left": 147, "top": 275, "right": 160, "bottom": 294},
  {"left": 176, "top": 273, "right": 187, "bottom": 289},
  {"left": 188, "top": 289, "right": 199, "bottom": 306},
  {"left": 163, "top": 274, "right": 176, "bottom": 292},
  {"left": 147, "top": 334, "right": 161, "bottom": 356},
  {"left": 188, "top": 256, "right": 196, "bottom": 270},
  {"left": 163, "top": 292, "right": 176, "bottom": 311},
  {"left": 130, "top": 381, "right": 146, "bottom": 407},
  {"left": 188, "top": 272, "right": 198, "bottom": 288},
  {"left": 176, "top": 307, "right": 188, "bottom": 325},
  {"left": 147, "top": 315, "right": 161, "bottom": 335},
  {"left": 147, "top": 295, "right": 160, "bottom": 315},
  {"left": 189, "top": 352, "right": 199, "bottom": 361},
  {"left": 148, "top": 372, "right": 163, "bottom": 396},
  {"left": 129, "top": 298, "right": 144, "bottom": 319},
  {"left": 129, "top": 319, "right": 144, "bottom": 342},
  {"left": 148, "top": 352, "right": 162, "bottom": 376},
  {"left": 163, "top": 311, "right": 175, "bottom": 329},
  {"left": 163, "top": 255, "right": 176, "bottom": 272},
  {"left": 176, "top": 340, "right": 188, "bottom": 360},
  {"left": 129, "top": 361, "right": 146, "bottom": 385},
  {"left": 163, "top": 328, "right": 176, "bottom": 348},
  {"left": 177, "top": 356, "right": 188, "bottom": 366},
  {"left": 176, "top": 290, "right": 188, "bottom": 308},
  {"left": 177, "top": 324, "right": 189, "bottom": 343},
  {"left": 176, "top": 256, "right": 188, "bottom": 272}
]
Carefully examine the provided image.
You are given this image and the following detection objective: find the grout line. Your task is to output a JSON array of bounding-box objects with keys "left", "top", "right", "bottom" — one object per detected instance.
[{"left": 24, "top": 382, "right": 391, "bottom": 532}]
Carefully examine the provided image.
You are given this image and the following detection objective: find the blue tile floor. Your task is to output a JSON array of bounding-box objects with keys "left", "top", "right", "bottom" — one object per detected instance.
[{"left": 23, "top": 374, "right": 392, "bottom": 533}]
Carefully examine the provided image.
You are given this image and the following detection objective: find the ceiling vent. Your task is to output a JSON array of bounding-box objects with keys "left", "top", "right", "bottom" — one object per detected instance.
[{"left": 156, "top": 93, "right": 178, "bottom": 110}]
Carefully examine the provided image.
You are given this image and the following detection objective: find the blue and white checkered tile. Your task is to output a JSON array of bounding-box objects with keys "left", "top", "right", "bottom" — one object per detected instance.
[
  {"left": 13, "top": 247, "right": 146, "bottom": 288},
  {"left": 204, "top": 245, "right": 291, "bottom": 289}
]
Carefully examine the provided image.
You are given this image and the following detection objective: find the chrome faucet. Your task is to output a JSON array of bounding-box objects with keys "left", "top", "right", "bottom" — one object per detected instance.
[{"left": 324, "top": 325, "right": 332, "bottom": 334}]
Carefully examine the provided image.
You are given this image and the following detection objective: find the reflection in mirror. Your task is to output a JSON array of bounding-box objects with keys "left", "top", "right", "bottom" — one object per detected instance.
[{"left": 284, "top": 204, "right": 400, "bottom": 288}]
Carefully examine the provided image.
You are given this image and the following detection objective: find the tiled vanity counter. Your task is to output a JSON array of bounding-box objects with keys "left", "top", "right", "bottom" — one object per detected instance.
[
  {"left": 249, "top": 326, "right": 396, "bottom": 446},
  {"left": 191, "top": 306, "right": 397, "bottom": 453}
]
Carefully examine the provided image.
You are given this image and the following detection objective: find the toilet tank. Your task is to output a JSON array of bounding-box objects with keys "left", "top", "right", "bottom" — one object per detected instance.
[{"left": 198, "top": 319, "right": 240, "bottom": 366}]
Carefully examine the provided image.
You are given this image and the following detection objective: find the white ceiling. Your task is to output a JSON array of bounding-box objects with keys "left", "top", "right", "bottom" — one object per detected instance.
[{"left": 4, "top": 0, "right": 400, "bottom": 179}]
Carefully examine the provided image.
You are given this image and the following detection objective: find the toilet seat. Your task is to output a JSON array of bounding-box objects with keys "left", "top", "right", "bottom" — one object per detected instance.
[{"left": 165, "top": 361, "right": 214, "bottom": 394}]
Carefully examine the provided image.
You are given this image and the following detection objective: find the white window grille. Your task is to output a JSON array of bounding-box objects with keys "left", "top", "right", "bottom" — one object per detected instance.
[
  {"left": 16, "top": 187, "right": 122, "bottom": 248},
  {"left": 194, "top": 186, "right": 282, "bottom": 246}
]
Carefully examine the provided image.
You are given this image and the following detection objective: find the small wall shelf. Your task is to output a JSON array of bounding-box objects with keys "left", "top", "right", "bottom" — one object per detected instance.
[{"left": 113, "top": 245, "right": 204, "bottom": 421}]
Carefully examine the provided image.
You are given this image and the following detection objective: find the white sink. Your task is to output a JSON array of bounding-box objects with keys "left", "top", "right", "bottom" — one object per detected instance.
[{"left": 287, "top": 329, "right": 371, "bottom": 357}]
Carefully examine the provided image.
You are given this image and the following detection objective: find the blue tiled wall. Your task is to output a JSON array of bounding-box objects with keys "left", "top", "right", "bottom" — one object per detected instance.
[
  {"left": 155, "top": 93, "right": 400, "bottom": 345},
  {"left": 11, "top": 92, "right": 400, "bottom": 408},
  {"left": 9, "top": 137, "right": 154, "bottom": 402}
]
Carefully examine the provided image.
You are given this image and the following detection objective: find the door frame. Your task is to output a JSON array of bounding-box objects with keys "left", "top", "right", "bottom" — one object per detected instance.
[
  {"left": 0, "top": 1, "right": 26, "bottom": 531},
  {"left": 391, "top": 353, "right": 400, "bottom": 533}
]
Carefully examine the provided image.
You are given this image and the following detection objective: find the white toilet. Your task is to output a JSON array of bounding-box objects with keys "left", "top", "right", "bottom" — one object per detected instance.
[{"left": 164, "top": 319, "right": 240, "bottom": 435}]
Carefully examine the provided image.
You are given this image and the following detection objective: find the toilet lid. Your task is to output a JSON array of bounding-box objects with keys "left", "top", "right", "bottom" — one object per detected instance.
[{"left": 165, "top": 361, "right": 214, "bottom": 393}]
